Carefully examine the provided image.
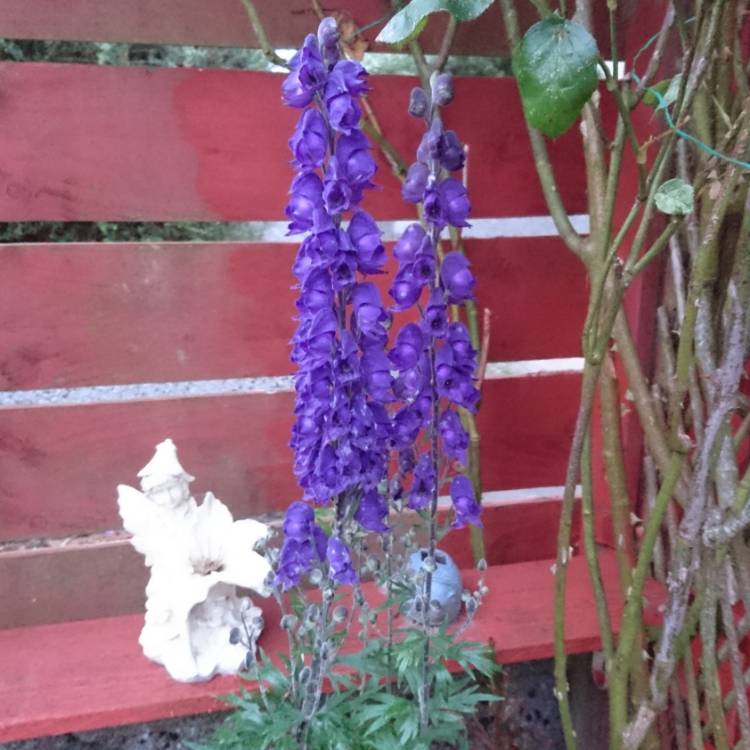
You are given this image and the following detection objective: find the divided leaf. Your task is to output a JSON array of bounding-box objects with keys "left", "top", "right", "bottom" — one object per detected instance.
[
  {"left": 512, "top": 15, "right": 599, "bottom": 138},
  {"left": 375, "top": 0, "right": 494, "bottom": 45},
  {"left": 654, "top": 178, "right": 694, "bottom": 215}
]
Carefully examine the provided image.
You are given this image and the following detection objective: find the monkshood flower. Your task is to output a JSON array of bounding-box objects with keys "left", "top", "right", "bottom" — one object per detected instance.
[
  {"left": 279, "top": 19, "right": 392, "bottom": 588},
  {"left": 355, "top": 489, "right": 389, "bottom": 532},
  {"left": 450, "top": 476, "right": 482, "bottom": 529},
  {"left": 387, "top": 71, "right": 482, "bottom": 530}
]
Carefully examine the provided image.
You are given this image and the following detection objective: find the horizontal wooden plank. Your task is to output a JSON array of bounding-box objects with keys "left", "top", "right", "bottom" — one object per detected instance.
[
  {"left": 0, "top": 375, "right": 580, "bottom": 541},
  {"left": 0, "top": 1, "right": 545, "bottom": 56},
  {"left": 0, "top": 238, "right": 587, "bottom": 390},
  {"left": 0, "top": 497, "right": 569, "bottom": 629},
  {"left": 0, "top": 63, "right": 589, "bottom": 221},
  {"left": 0, "top": 551, "right": 628, "bottom": 742}
]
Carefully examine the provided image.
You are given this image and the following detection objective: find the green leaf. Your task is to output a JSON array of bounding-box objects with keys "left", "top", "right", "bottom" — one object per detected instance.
[
  {"left": 375, "top": 0, "right": 494, "bottom": 45},
  {"left": 654, "top": 178, "right": 694, "bottom": 215},
  {"left": 511, "top": 15, "right": 599, "bottom": 138}
]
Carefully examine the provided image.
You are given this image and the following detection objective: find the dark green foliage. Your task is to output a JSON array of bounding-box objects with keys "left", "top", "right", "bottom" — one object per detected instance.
[
  {"left": 511, "top": 15, "right": 599, "bottom": 138},
  {"left": 189, "top": 630, "right": 499, "bottom": 750}
]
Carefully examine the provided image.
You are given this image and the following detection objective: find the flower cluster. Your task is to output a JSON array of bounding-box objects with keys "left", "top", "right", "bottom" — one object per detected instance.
[
  {"left": 278, "top": 19, "right": 391, "bottom": 589},
  {"left": 389, "top": 72, "right": 482, "bottom": 529}
]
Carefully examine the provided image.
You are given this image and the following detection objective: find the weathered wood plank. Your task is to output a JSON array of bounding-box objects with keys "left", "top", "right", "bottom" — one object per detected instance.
[
  {"left": 0, "top": 375, "right": 580, "bottom": 541},
  {"left": 0, "top": 238, "right": 586, "bottom": 390},
  {"left": 0, "top": 497, "right": 571, "bottom": 629},
  {"left": 0, "top": 551, "right": 627, "bottom": 742},
  {"left": 0, "top": 63, "right": 589, "bottom": 221},
  {"left": 0, "top": 1, "right": 535, "bottom": 56}
]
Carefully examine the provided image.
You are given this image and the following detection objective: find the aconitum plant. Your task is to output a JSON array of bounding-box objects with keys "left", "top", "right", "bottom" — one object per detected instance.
[{"left": 277, "top": 18, "right": 392, "bottom": 590}]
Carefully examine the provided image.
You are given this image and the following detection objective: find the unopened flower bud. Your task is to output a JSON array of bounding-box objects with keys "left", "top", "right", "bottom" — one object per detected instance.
[
  {"left": 281, "top": 614, "right": 296, "bottom": 630},
  {"left": 431, "top": 72, "right": 454, "bottom": 106},
  {"left": 477, "top": 558, "right": 487, "bottom": 572},
  {"left": 229, "top": 627, "right": 242, "bottom": 645},
  {"left": 332, "top": 605, "right": 348, "bottom": 623},
  {"left": 309, "top": 568, "right": 323, "bottom": 585},
  {"left": 408, "top": 86, "right": 429, "bottom": 117},
  {"left": 299, "top": 666, "right": 312, "bottom": 684}
]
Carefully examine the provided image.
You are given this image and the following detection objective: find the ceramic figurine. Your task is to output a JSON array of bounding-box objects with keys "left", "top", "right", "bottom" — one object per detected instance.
[{"left": 117, "top": 439, "right": 272, "bottom": 682}]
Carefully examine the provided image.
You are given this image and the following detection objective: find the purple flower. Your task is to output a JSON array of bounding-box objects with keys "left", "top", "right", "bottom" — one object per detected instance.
[
  {"left": 440, "top": 251, "right": 475, "bottom": 303},
  {"left": 436, "top": 342, "right": 480, "bottom": 411},
  {"left": 336, "top": 131, "right": 377, "bottom": 187},
  {"left": 417, "top": 118, "right": 444, "bottom": 164},
  {"left": 299, "top": 267, "right": 333, "bottom": 312},
  {"left": 450, "top": 475, "right": 482, "bottom": 528},
  {"left": 432, "top": 72, "right": 454, "bottom": 107},
  {"left": 327, "top": 537, "right": 358, "bottom": 584},
  {"left": 348, "top": 210, "right": 384, "bottom": 273},
  {"left": 438, "top": 178, "right": 471, "bottom": 228},
  {"left": 317, "top": 17, "right": 339, "bottom": 68},
  {"left": 408, "top": 86, "right": 429, "bottom": 118},
  {"left": 325, "top": 68, "right": 363, "bottom": 133},
  {"left": 276, "top": 538, "right": 314, "bottom": 589},
  {"left": 394, "top": 223, "right": 428, "bottom": 263},
  {"left": 439, "top": 130, "right": 465, "bottom": 172},
  {"left": 352, "top": 283, "right": 389, "bottom": 347},
  {"left": 361, "top": 347, "right": 393, "bottom": 402},
  {"left": 412, "top": 246, "right": 436, "bottom": 286},
  {"left": 313, "top": 524, "right": 328, "bottom": 561},
  {"left": 282, "top": 35, "right": 327, "bottom": 108},
  {"left": 283, "top": 501, "right": 315, "bottom": 541},
  {"left": 439, "top": 409, "right": 469, "bottom": 464},
  {"left": 389, "top": 265, "right": 422, "bottom": 310},
  {"left": 402, "top": 162, "right": 429, "bottom": 203},
  {"left": 323, "top": 172, "right": 353, "bottom": 215},
  {"left": 423, "top": 287, "right": 449, "bottom": 338},
  {"left": 409, "top": 454, "right": 436, "bottom": 510},
  {"left": 447, "top": 322, "right": 477, "bottom": 373},
  {"left": 331, "top": 60, "right": 369, "bottom": 96},
  {"left": 389, "top": 323, "right": 425, "bottom": 371},
  {"left": 286, "top": 172, "right": 324, "bottom": 233},
  {"left": 355, "top": 489, "right": 389, "bottom": 532},
  {"left": 289, "top": 109, "right": 328, "bottom": 169}
]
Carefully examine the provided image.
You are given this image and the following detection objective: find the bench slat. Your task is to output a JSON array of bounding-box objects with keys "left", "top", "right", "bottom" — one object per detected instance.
[
  {"left": 0, "top": 497, "right": 575, "bottom": 629},
  {"left": 0, "top": 238, "right": 586, "bottom": 391},
  {"left": 0, "top": 552, "right": 625, "bottom": 742},
  {"left": 0, "top": 375, "right": 581, "bottom": 541},
  {"left": 0, "top": 63, "right": 589, "bottom": 222},
  {"left": 0, "top": 1, "right": 535, "bottom": 56}
]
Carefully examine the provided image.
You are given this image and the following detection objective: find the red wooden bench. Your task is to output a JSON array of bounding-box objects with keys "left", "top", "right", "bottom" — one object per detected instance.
[{"left": 0, "top": 1, "right": 656, "bottom": 741}]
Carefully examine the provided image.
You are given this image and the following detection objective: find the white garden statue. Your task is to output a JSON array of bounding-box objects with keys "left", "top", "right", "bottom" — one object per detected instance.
[{"left": 117, "top": 439, "right": 272, "bottom": 682}]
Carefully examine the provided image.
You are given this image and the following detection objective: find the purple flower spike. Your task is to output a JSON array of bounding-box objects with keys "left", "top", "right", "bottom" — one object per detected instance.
[
  {"left": 327, "top": 537, "right": 358, "bottom": 584},
  {"left": 441, "top": 251, "right": 475, "bottom": 303},
  {"left": 289, "top": 109, "right": 328, "bottom": 169},
  {"left": 402, "top": 162, "right": 429, "bottom": 204},
  {"left": 450, "top": 475, "right": 482, "bottom": 528},
  {"left": 276, "top": 538, "right": 314, "bottom": 589},
  {"left": 361, "top": 348, "right": 394, "bottom": 403},
  {"left": 355, "top": 489, "right": 389, "bottom": 532},
  {"left": 282, "top": 34, "right": 327, "bottom": 108}
]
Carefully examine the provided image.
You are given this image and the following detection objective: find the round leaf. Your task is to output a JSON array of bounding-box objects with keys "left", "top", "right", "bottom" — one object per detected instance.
[
  {"left": 375, "top": 0, "right": 494, "bottom": 45},
  {"left": 654, "top": 178, "right": 694, "bottom": 215},
  {"left": 512, "top": 16, "right": 599, "bottom": 138}
]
